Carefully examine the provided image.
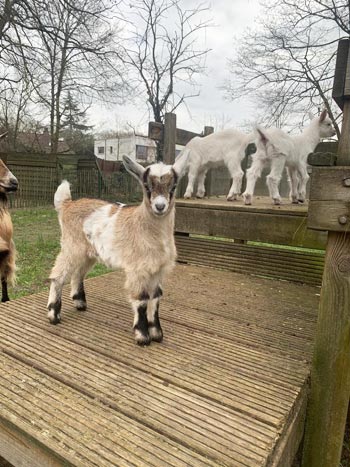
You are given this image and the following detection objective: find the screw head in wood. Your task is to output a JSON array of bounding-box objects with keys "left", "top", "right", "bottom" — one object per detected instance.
[
  {"left": 343, "top": 178, "right": 350, "bottom": 187},
  {"left": 338, "top": 215, "right": 348, "bottom": 225}
]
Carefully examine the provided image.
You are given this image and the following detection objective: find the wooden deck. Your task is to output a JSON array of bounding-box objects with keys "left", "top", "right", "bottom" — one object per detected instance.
[{"left": 0, "top": 264, "right": 319, "bottom": 467}]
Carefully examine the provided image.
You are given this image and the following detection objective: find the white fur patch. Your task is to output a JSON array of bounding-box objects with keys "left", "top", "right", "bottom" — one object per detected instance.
[
  {"left": 149, "top": 163, "right": 173, "bottom": 178},
  {"left": 83, "top": 204, "right": 122, "bottom": 268}
]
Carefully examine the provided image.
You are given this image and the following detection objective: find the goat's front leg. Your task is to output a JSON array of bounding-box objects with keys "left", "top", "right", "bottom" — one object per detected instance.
[
  {"left": 242, "top": 158, "right": 264, "bottom": 205},
  {"left": 147, "top": 286, "right": 163, "bottom": 342},
  {"left": 297, "top": 167, "right": 310, "bottom": 203},
  {"left": 131, "top": 291, "right": 151, "bottom": 346},
  {"left": 1, "top": 277, "right": 9, "bottom": 302},
  {"left": 70, "top": 260, "right": 95, "bottom": 311}
]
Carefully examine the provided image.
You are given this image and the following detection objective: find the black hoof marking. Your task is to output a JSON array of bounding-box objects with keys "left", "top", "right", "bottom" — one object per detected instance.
[
  {"left": 138, "top": 290, "right": 150, "bottom": 301},
  {"left": 153, "top": 286, "right": 163, "bottom": 299}
]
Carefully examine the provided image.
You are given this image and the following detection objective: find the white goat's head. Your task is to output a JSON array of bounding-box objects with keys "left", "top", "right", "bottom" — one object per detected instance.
[
  {"left": 123, "top": 149, "right": 189, "bottom": 217},
  {"left": 314, "top": 109, "right": 336, "bottom": 138}
]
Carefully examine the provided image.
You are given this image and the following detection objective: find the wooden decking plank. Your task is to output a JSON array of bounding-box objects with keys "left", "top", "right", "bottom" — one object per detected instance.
[
  {"left": 88, "top": 275, "right": 317, "bottom": 343},
  {"left": 3, "top": 296, "right": 307, "bottom": 415},
  {"left": 0, "top": 264, "right": 319, "bottom": 466},
  {"left": 81, "top": 279, "right": 314, "bottom": 360},
  {"left": 4, "top": 291, "right": 310, "bottom": 400},
  {"left": 0, "top": 324, "right": 269, "bottom": 466},
  {"left": 0, "top": 353, "right": 221, "bottom": 467}
]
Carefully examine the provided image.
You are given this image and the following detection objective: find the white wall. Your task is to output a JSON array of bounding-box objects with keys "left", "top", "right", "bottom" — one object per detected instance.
[{"left": 94, "top": 135, "right": 156, "bottom": 162}]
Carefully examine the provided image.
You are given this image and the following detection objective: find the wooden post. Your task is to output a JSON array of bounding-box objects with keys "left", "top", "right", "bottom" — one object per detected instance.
[
  {"left": 203, "top": 126, "right": 214, "bottom": 196},
  {"left": 302, "top": 39, "right": 350, "bottom": 466},
  {"left": 163, "top": 113, "right": 177, "bottom": 164}
]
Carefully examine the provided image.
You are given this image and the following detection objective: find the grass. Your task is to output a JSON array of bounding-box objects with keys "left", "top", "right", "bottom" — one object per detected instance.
[{"left": 9, "top": 207, "right": 110, "bottom": 300}]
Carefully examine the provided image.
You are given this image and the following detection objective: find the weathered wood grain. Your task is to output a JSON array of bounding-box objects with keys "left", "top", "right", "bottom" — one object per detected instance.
[
  {"left": 0, "top": 265, "right": 319, "bottom": 466},
  {"left": 175, "top": 198, "right": 327, "bottom": 249},
  {"left": 302, "top": 233, "right": 350, "bottom": 466}
]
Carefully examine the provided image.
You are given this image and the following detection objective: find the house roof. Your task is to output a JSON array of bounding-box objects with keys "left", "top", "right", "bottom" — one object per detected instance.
[{"left": 0, "top": 129, "right": 73, "bottom": 154}]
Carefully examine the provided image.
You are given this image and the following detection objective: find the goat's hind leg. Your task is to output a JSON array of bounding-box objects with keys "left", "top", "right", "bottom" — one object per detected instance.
[
  {"left": 70, "top": 259, "right": 95, "bottom": 311},
  {"left": 47, "top": 252, "right": 72, "bottom": 324},
  {"left": 147, "top": 286, "right": 163, "bottom": 342}
]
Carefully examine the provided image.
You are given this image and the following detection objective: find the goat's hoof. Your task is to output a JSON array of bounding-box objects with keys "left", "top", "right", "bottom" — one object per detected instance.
[
  {"left": 183, "top": 193, "right": 192, "bottom": 199},
  {"left": 134, "top": 330, "right": 151, "bottom": 346},
  {"left": 273, "top": 198, "right": 281, "bottom": 205},
  {"left": 298, "top": 199, "right": 305, "bottom": 204},
  {"left": 149, "top": 326, "right": 163, "bottom": 342},
  {"left": 226, "top": 195, "right": 237, "bottom": 201},
  {"left": 242, "top": 194, "right": 252, "bottom": 205},
  {"left": 74, "top": 300, "right": 87, "bottom": 311},
  {"left": 196, "top": 193, "right": 205, "bottom": 199},
  {"left": 1, "top": 298, "right": 9, "bottom": 303},
  {"left": 47, "top": 310, "right": 61, "bottom": 325}
]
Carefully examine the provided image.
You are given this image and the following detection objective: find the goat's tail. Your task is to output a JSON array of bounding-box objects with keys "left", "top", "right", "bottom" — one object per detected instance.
[{"left": 54, "top": 180, "right": 71, "bottom": 211}]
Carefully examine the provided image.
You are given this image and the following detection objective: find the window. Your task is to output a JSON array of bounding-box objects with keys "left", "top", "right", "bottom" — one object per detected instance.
[
  {"left": 136, "top": 144, "right": 148, "bottom": 161},
  {"left": 98, "top": 146, "right": 104, "bottom": 154},
  {"left": 109, "top": 146, "right": 113, "bottom": 154}
]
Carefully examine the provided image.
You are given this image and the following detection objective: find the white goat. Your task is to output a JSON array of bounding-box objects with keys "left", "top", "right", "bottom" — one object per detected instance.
[
  {"left": 47, "top": 151, "right": 189, "bottom": 345},
  {"left": 242, "top": 110, "right": 336, "bottom": 205},
  {"left": 0, "top": 158, "right": 18, "bottom": 302},
  {"left": 182, "top": 129, "right": 254, "bottom": 200}
]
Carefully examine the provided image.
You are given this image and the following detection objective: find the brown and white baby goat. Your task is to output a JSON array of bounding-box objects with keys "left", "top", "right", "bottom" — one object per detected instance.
[
  {"left": 0, "top": 158, "right": 18, "bottom": 302},
  {"left": 47, "top": 151, "right": 189, "bottom": 345}
]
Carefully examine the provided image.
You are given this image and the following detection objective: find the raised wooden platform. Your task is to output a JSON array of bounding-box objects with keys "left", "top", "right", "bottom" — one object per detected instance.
[
  {"left": 0, "top": 264, "right": 319, "bottom": 466},
  {"left": 175, "top": 196, "right": 327, "bottom": 249}
]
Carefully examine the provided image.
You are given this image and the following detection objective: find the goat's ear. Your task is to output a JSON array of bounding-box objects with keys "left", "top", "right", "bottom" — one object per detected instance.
[
  {"left": 256, "top": 127, "right": 269, "bottom": 146},
  {"left": 319, "top": 109, "right": 328, "bottom": 122},
  {"left": 172, "top": 148, "right": 190, "bottom": 178},
  {"left": 122, "top": 155, "right": 145, "bottom": 181}
]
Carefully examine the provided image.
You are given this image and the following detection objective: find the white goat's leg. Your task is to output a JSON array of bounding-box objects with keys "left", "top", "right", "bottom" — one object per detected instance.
[
  {"left": 226, "top": 160, "right": 244, "bottom": 201},
  {"left": 184, "top": 169, "right": 197, "bottom": 199},
  {"left": 266, "top": 156, "right": 285, "bottom": 205},
  {"left": 242, "top": 159, "right": 264, "bottom": 205},
  {"left": 47, "top": 252, "right": 72, "bottom": 324},
  {"left": 287, "top": 167, "right": 299, "bottom": 204},
  {"left": 196, "top": 168, "right": 208, "bottom": 198},
  {"left": 147, "top": 285, "right": 163, "bottom": 342},
  {"left": 297, "top": 167, "right": 310, "bottom": 203},
  {"left": 70, "top": 259, "right": 95, "bottom": 311}
]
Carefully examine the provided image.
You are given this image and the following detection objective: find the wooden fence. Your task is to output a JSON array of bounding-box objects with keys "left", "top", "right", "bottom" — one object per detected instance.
[{"left": 3, "top": 152, "right": 143, "bottom": 209}]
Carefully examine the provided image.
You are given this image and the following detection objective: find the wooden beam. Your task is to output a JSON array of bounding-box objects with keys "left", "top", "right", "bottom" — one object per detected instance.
[
  {"left": 175, "top": 203, "right": 327, "bottom": 249},
  {"left": 163, "top": 113, "right": 176, "bottom": 164},
  {"left": 307, "top": 152, "right": 337, "bottom": 167},
  {"left": 332, "top": 39, "right": 350, "bottom": 110},
  {"left": 301, "top": 232, "right": 350, "bottom": 466},
  {"left": 302, "top": 39, "right": 350, "bottom": 467}
]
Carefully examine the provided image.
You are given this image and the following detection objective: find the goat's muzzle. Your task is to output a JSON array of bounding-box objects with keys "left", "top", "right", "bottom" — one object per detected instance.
[{"left": 0, "top": 177, "right": 18, "bottom": 193}]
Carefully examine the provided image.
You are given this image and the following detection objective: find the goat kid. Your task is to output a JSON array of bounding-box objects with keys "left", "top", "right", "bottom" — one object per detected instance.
[
  {"left": 47, "top": 151, "right": 189, "bottom": 345},
  {"left": 183, "top": 129, "right": 254, "bottom": 201},
  {"left": 0, "top": 159, "right": 18, "bottom": 302},
  {"left": 242, "top": 110, "right": 336, "bottom": 205}
]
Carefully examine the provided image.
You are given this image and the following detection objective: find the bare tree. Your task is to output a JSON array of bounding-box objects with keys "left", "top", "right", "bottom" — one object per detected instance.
[
  {"left": 223, "top": 0, "right": 347, "bottom": 136},
  {"left": 17, "top": 0, "right": 126, "bottom": 153},
  {"left": 121, "top": 0, "right": 211, "bottom": 124}
]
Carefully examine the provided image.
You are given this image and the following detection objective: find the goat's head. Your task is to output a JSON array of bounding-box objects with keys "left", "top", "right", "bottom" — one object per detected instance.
[
  {"left": 0, "top": 159, "right": 18, "bottom": 193},
  {"left": 123, "top": 149, "right": 189, "bottom": 217},
  {"left": 316, "top": 110, "right": 336, "bottom": 138}
]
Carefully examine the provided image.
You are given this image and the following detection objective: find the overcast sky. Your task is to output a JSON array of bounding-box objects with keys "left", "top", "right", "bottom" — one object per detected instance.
[{"left": 88, "top": 0, "right": 261, "bottom": 135}]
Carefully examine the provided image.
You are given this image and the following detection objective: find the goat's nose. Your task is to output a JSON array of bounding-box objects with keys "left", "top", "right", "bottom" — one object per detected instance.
[
  {"left": 10, "top": 178, "right": 18, "bottom": 186},
  {"left": 155, "top": 202, "right": 166, "bottom": 212}
]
